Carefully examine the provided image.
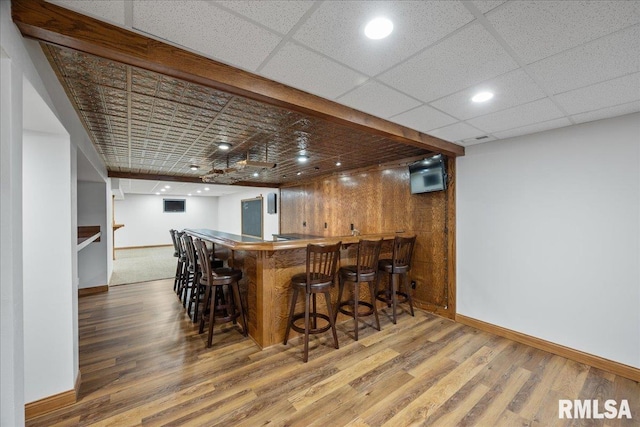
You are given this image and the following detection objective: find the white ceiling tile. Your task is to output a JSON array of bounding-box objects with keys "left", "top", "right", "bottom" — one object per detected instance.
[
  {"left": 212, "top": 1, "right": 314, "bottom": 34},
  {"left": 293, "top": 1, "right": 474, "bottom": 76},
  {"left": 471, "top": 1, "right": 508, "bottom": 15},
  {"left": 528, "top": 24, "right": 640, "bottom": 95},
  {"left": 49, "top": 0, "right": 127, "bottom": 26},
  {"left": 389, "top": 105, "right": 458, "bottom": 133},
  {"left": 488, "top": 1, "right": 640, "bottom": 64},
  {"left": 132, "top": 0, "right": 282, "bottom": 71},
  {"left": 337, "top": 81, "right": 421, "bottom": 119},
  {"left": 492, "top": 117, "right": 572, "bottom": 140},
  {"left": 554, "top": 73, "right": 640, "bottom": 115},
  {"left": 571, "top": 101, "right": 640, "bottom": 124},
  {"left": 430, "top": 69, "right": 546, "bottom": 120},
  {"left": 260, "top": 43, "right": 368, "bottom": 100},
  {"left": 378, "top": 23, "right": 519, "bottom": 103},
  {"left": 428, "top": 122, "right": 488, "bottom": 142},
  {"left": 466, "top": 98, "right": 565, "bottom": 133}
]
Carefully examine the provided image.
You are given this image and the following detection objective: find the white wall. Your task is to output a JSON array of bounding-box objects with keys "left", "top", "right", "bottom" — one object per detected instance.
[
  {"left": 1, "top": 1, "right": 109, "bottom": 420},
  {"left": 217, "top": 188, "right": 280, "bottom": 239},
  {"left": 114, "top": 194, "right": 219, "bottom": 247},
  {"left": 78, "top": 181, "right": 109, "bottom": 288},
  {"left": 0, "top": 54, "right": 25, "bottom": 427},
  {"left": 457, "top": 113, "right": 640, "bottom": 368},
  {"left": 23, "top": 130, "right": 75, "bottom": 403}
]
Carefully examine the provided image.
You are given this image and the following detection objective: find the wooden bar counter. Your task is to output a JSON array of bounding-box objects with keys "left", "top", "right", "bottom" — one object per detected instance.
[{"left": 185, "top": 228, "right": 398, "bottom": 348}]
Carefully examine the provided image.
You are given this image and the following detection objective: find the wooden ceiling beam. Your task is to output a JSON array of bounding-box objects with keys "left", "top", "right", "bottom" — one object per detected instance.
[{"left": 11, "top": 0, "right": 464, "bottom": 158}]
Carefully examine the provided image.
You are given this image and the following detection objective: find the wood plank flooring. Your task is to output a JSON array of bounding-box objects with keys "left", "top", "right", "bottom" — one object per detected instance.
[{"left": 28, "top": 279, "right": 639, "bottom": 426}]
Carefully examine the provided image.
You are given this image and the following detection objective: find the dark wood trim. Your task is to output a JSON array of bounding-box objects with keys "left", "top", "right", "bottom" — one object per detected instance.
[
  {"left": 445, "top": 157, "right": 456, "bottom": 319},
  {"left": 456, "top": 314, "right": 640, "bottom": 382},
  {"left": 78, "top": 285, "right": 109, "bottom": 297},
  {"left": 108, "top": 171, "right": 204, "bottom": 183},
  {"left": 11, "top": 0, "right": 464, "bottom": 158}
]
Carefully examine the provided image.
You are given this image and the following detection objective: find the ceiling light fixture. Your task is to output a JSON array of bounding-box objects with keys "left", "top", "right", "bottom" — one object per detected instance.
[
  {"left": 218, "top": 142, "right": 231, "bottom": 151},
  {"left": 471, "top": 91, "right": 494, "bottom": 103},
  {"left": 164, "top": 185, "right": 171, "bottom": 189},
  {"left": 336, "top": 161, "right": 342, "bottom": 166},
  {"left": 204, "top": 187, "right": 209, "bottom": 191},
  {"left": 155, "top": 192, "right": 160, "bottom": 195},
  {"left": 252, "top": 172, "right": 259, "bottom": 177},
  {"left": 197, "top": 190, "right": 201, "bottom": 193},
  {"left": 297, "top": 154, "right": 309, "bottom": 163},
  {"left": 161, "top": 188, "right": 166, "bottom": 192},
  {"left": 364, "top": 17, "right": 393, "bottom": 40},
  {"left": 188, "top": 193, "right": 192, "bottom": 196},
  {"left": 190, "top": 164, "right": 199, "bottom": 170}
]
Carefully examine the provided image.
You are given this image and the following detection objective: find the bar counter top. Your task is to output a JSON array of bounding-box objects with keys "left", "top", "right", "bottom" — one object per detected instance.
[{"left": 184, "top": 228, "right": 400, "bottom": 251}]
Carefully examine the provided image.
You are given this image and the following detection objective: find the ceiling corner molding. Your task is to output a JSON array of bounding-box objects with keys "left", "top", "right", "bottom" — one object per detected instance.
[{"left": 11, "top": 0, "right": 464, "bottom": 158}]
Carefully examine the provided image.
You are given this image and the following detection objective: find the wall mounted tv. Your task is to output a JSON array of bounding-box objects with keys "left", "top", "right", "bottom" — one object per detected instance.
[
  {"left": 409, "top": 155, "right": 447, "bottom": 194},
  {"left": 163, "top": 199, "right": 186, "bottom": 213}
]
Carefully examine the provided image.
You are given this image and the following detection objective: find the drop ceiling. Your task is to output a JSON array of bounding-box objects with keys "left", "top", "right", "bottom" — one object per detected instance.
[{"left": 20, "top": 1, "right": 640, "bottom": 185}]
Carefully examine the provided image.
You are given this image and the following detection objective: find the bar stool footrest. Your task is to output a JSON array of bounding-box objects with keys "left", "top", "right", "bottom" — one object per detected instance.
[
  {"left": 338, "top": 300, "right": 375, "bottom": 318},
  {"left": 290, "top": 312, "right": 332, "bottom": 335},
  {"left": 376, "top": 290, "right": 412, "bottom": 305}
]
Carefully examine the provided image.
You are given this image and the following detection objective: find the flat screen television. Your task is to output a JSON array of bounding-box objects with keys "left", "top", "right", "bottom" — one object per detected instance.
[
  {"left": 409, "top": 155, "right": 447, "bottom": 194},
  {"left": 163, "top": 199, "right": 186, "bottom": 213}
]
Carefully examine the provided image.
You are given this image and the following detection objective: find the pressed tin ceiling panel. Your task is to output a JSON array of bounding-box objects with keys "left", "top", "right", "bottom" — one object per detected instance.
[{"left": 43, "top": 44, "right": 432, "bottom": 186}]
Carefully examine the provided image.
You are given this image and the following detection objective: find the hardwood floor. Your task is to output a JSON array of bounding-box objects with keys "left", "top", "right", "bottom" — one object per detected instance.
[{"left": 28, "top": 279, "right": 639, "bottom": 426}]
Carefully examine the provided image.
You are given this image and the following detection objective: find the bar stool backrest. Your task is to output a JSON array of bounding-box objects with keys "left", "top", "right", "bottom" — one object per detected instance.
[
  {"left": 169, "top": 229, "right": 179, "bottom": 257},
  {"left": 357, "top": 239, "right": 383, "bottom": 276},
  {"left": 181, "top": 234, "right": 197, "bottom": 270},
  {"left": 175, "top": 231, "right": 186, "bottom": 258},
  {"left": 305, "top": 242, "right": 342, "bottom": 292},
  {"left": 193, "top": 238, "right": 211, "bottom": 282},
  {"left": 391, "top": 235, "right": 417, "bottom": 272}
]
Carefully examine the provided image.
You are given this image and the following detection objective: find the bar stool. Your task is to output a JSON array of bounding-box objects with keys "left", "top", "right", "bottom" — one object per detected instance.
[
  {"left": 193, "top": 239, "right": 247, "bottom": 348},
  {"left": 181, "top": 234, "right": 205, "bottom": 322},
  {"left": 284, "top": 242, "right": 341, "bottom": 362},
  {"left": 376, "top": 235, "right": 417, "bottom": 324},
  {"left": 169, "top": 229, "right": 186, "bottom": 293},
  {"left": 335, "top": 238, "right": 383, "bottom": 341}
]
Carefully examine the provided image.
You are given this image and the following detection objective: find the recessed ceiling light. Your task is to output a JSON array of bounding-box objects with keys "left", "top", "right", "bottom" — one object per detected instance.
[
  {"left": 155, "top": 192, "right": 160, "bottom": 195},
  {"left": 297, "top": 154, "right": 309, "bottom": 163},
  {"left": 161, "top": 188, "right": 166, "bottom": 192},
  {"left": 364, "top": 17, "right": 393, "bottom": 40},
  {"left": 204, "top": 187, "right": 209, "bottom": 191},
  {"left": 190, "top": 164, "right": 199, "bottom": 170},
  {"left": 188, "top": 193, "right": 192, "bottom": 196},
  {"left": 252, "top": 172, "right": 259, "bottom": 177},
  {"left": 472, "top": 91, "right": 494, "bottom": 103},
  {"left": 296, "top": 172, "right": 302, "bottom": 176},
  {"left": 164, "top": 185, "right": 171, "bottom": 189},
  {"left": 197, "top": 190, "right": 201, "bottom": 193},
  {"left": 336, "top": 161, "right": 342, "bottom": 166},
  {"left": 218, "top": 142, "right": 231, "bottom": 151}
]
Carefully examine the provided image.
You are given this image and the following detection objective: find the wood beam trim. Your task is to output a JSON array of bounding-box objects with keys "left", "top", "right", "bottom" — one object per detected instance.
[{"left": 11, "top": 0, "right": 464, "bottom": 158}]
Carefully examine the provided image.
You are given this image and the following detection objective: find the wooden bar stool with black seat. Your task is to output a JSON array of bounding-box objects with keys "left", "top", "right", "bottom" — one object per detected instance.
[
  {"left": 376, "top": 235, "right": 417, "bottom": 324},
  {"left": 174, "top": 231, "right": 189, "bottom": 298},
  {"left": 335, "top": 238, "right": 383, "bottom": 341},
  {"left": 170, "top": 229, "right": 186, "bottom": 294},
  {"left": 181, "top": 234, "right": 207, "bottom": 322},
  {"left": 193, "top": 238, "right": 247, "bottom": 348},
  {"left": 284, "top": 241, "right": 341, "bottom": 363}
]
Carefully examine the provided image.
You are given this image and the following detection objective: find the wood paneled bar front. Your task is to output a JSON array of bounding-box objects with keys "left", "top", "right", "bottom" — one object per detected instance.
[{"left": 184, "top": 228, "right": 400, "bottom": 348}]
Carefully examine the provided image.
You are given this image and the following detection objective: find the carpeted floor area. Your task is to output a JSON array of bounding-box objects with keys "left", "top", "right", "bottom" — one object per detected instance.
[{"left": 109, "top": 246, "right": 176, "bottom": 286}]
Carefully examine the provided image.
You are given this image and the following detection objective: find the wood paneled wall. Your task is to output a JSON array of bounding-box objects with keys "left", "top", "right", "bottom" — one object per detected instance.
[{"left": 280, "top": 158, "right": 456, "bottom": 319}]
